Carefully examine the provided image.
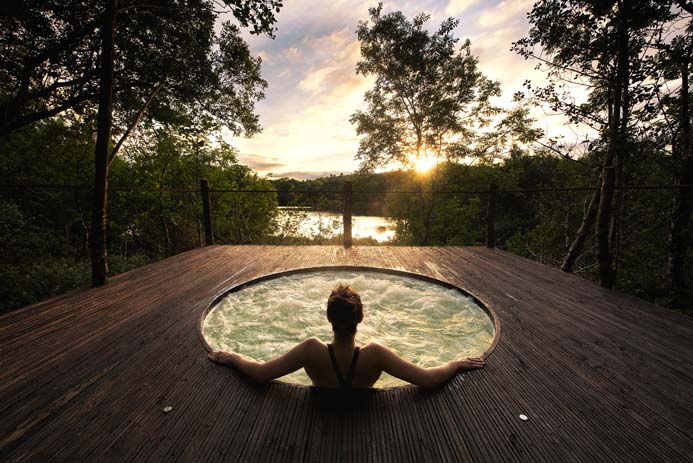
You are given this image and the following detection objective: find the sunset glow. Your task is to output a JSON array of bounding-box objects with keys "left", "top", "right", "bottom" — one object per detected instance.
[
  {"left": 227, "top": 0, "right": 562, "bottom": 179},
  {"left": 413, "top": 156, "right": 437, "bottom": 173}
]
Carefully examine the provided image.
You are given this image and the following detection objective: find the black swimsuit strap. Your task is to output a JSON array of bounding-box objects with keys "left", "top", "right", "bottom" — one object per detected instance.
[
  {"left": 327, "top": 344, "right": 360, "bottom": 388},
  {"left": 327, "top": 344, "right": 345, "bottom": 386},
  {"left": 345, "top": 347, "right": 360, "bottom": 386}
]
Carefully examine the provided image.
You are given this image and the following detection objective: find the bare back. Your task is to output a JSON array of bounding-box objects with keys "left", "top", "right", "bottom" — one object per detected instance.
[{"left": 303, "top": 338, "right": 382, "bottom": 388}]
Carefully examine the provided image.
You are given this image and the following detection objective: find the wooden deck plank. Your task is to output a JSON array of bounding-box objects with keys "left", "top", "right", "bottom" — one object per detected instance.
[
  {"left": 1, "top": 245, "right": 692, "bottom": 462},
  {"left": 444, "top": 248, "right": 693, "bottom": 425},
  {"left": 0, "top": 248, "right": 254, "bottom": 447}
]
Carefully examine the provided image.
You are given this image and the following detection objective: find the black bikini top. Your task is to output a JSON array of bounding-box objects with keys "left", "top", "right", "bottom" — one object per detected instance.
[{"left": 327, "top": 344, "right": 360, "bottom": 389}]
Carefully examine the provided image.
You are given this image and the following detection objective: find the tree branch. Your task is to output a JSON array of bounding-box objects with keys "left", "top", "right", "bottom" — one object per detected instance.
[
  {"left": 0, "top": 92, "right": 94, "bottom": 135},
  {"left": 1, "top": 16, "right": 100, "bottom": 133},
  {"left": 529, "top": 53, "right": 602, "bottom": 80},
  {"left": 30, "top": 70, "right": 97, "bottom": 101},
  {"left": 109, "top": 79, "right": 167, "bottom": 163},
  {"left": 534, "top": 139, "right": 593, "bottom": 168}
]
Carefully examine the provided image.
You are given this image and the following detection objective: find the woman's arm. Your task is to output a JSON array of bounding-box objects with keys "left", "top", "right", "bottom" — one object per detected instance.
[
  {"left": 207, "top": 337, "right": 318, "bottom": 384},
  {"left": 373, "top": 343, "right": 485, "bottom": 389}
]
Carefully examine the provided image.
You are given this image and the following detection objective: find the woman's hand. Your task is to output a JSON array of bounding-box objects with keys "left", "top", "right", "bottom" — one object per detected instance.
[
  {"left": 459, "top": 357, "right": 485, "bottom": 371},
  {"left": 208, "top": 350, "right": 234, "bottom": 366},
  {"left": 207, "top": 339, "right": 314, "bottom": 383}
]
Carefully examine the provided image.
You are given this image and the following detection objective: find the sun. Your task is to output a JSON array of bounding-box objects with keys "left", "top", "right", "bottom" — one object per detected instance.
[{"left": 413, "top": 156, "right": 436, "bottom": 173}]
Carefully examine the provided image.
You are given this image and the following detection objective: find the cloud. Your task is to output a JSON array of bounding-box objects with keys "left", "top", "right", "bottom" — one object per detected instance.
[
  {"left": 269, "top": 170, "right": 346, "bottom": 180},
  {"left": 297, "top": 27, "right": 363, "bottom": 95},
  {"left": 238, "top": 153, "right": 286, "bottom": 170},
  {"left": 231, "top": 19, "right": 373, "bottom": 175},
  {"left": 283, "top": 47, "right": 301, "bottom": 60},
  {"left": 298, "top": 65, "right": 340, "bottom": 93},
  {"left": 468, "top": 24, "right": 536, "bottom": 87},
  {"left": 445, "top": 0, "right": 481, "bottom": 16},
  {"left": 477, "top": 0, "right": 534, "bottom": 28}
]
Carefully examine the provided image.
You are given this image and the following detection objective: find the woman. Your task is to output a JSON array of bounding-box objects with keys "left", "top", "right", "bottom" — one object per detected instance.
[{"left": 208, "top": 284, "right": 485, "bottom": 389}]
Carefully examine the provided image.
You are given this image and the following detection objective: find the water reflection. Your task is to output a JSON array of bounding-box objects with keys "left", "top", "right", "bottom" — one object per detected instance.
[{"left": 276, "top": 208, "right": 394, "bottom": 242}]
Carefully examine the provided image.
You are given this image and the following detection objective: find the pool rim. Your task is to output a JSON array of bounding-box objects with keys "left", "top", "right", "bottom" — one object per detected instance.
[{"left": 198, "top": 265, "right": 501, "bottom": 390}]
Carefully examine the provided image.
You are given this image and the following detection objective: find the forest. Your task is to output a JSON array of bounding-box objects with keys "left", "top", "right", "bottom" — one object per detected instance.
[{"left": 1, "top": 0, "right": 691, "bottom": 314}]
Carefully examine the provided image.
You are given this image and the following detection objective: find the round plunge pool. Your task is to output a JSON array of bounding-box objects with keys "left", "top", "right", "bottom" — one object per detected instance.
[{"left": 201, "top": 267, "right": 499, "bottom": 388}]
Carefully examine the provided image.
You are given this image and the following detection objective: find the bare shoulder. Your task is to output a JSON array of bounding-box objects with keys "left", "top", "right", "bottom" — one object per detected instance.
[
  {"left": 361, "top": 342, "right": 409, "bottom": 367},
  {"left": 299, "top": 337, "right": 325, "bottom": 352},
  {"left": 362, "top": 341, "right": 381, "bottom": 348},
  {"left": 360, "top": 341, "right": 389, "bottom": 356},
  {"left": 361, "top": 341, "right": 419, "bottom": 381}
]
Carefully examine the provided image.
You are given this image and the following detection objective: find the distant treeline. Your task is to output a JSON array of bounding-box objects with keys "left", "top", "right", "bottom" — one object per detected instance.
[
  {"left": 1, "top": 116, "right": 690, "bottom": 313},
  {"left": 271, "top": 173, "right": 400, "bottom": 215}
]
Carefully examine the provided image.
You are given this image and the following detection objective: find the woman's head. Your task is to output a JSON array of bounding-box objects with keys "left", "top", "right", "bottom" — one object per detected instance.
[{"left": 326, "top": 284, "right": 363, "bottom": 336}]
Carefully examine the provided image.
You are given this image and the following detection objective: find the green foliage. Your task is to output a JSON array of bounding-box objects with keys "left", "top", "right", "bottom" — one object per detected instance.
[
  {"left": 350, "top": 4, "right": 500, "bottom": 171},
  {"left": 0, "top": 115, "right": 279, "bottom": 311},
  {"left": 0, "top": 255, "right": 155, "bottom": 314},
  {"left": 0, "top": 192, "right": 154, "bottom": 313},
  {"left": 110, "top": 124, "right": 279, "bottom": 252},
  {"left": 0, "top": 259, "right": 91, "bottom": 313},
  {"left": 2, "top": 1, "right": 690, "bottom": 317},
  {"left": 512, "top": 0, "right": 674, "bottom": 141},
  {"left": 0, "top": 0, "right": 280, "bottom": 136}
]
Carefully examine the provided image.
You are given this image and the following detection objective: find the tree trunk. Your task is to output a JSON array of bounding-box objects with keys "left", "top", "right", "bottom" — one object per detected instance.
[
  {"left": 159, "top": 215, "right": 171, "bottom": 257},
  {"left": 561, "top": 173, "right": 601, "bottom": 272},
  {"left": 422, "top": 190, "right": 435, "bottom": 245},
  {"left": 421, "top": 151, "right": 443, "bottom": 246},
  {"left": 81, "top": 218, "right": 89, "bottom": 260},
  {"left": 596, "top": 166, "right": 617, "bottom": 287},
  {"left": 562, "top": 1, "right": 632, "bottom": 277},
  {"left": 596, "top": 0, "right": 630, "bottom": 288},
  {"left": 609, "top": 155, "right": 624, "bottom": 272},
  {"left": 416, "top": 179, "right": 431, "bottom": 245},
  {"left": 667, "top": 52, "right": 692, "bottom": 296},
  {"left": 90, "top": 0, "right": 117, "bottom": 287}
]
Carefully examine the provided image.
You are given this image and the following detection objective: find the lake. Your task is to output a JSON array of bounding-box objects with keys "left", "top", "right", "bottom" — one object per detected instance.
[{"left": 276, "top": 208, "right": 395, "bottom": 242}]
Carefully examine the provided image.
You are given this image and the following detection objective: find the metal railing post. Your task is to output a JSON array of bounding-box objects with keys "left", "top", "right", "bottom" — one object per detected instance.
[{"left": 200, "top": 178, "right": 213, "bottom": 246}]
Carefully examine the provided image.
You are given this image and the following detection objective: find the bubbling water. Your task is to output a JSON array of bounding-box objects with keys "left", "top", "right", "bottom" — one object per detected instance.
[{"left": 203, "top": 270, "right": 495, "bottom": 387}]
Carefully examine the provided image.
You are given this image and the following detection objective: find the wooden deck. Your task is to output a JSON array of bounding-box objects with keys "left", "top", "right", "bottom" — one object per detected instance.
[{"left": 1, "top": 246, "right": 692, "bottom": 462}]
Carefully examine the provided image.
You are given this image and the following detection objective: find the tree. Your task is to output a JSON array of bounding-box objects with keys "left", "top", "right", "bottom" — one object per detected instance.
[
  {"left": 666, "top": 37, "right": 692, "bottom": 301},
  {"left": 651, "top": 2, "right": 693, "bottom": 302},
  {"left": 1, "top": 0, "right": 281, "bottom": 285},
  {"left": 350, "top": 3, "right": 499, "bottom": 243},
  {"left": 350, "top": 3, "right": 499, "bottom": 171},
  {"left": 473, "top": 92, "right": 545, "bottom": 161},
  {"left": 92, "top": 1, "right": 278, "bottom": 285},
  {"left": 0, "top": 0, "right": 280, "bottom": 134},
  {"left": 0, "top": 110, "right": 282, "bottom": 312},
  {"left": 513, "top": 0, "right": 672, "bottom": 287},
  {"left": 116, "top": 124, "right": 278, "bottom": 253}
]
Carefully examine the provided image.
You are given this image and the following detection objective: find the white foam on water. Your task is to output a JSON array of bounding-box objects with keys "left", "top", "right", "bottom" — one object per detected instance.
[{"left": 203, "top": 270, "right": 495, "bottom": 387}]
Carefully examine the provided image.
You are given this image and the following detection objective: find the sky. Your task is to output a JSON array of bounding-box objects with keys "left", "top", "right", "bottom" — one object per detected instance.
[{"left": 222, "top": 0, "right": 552, "bottom": 179}]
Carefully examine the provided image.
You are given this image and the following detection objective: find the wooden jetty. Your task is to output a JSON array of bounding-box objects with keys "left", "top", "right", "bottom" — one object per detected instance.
[{"left": 1, "top": 246, "right": 692, "bottom": 462}]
